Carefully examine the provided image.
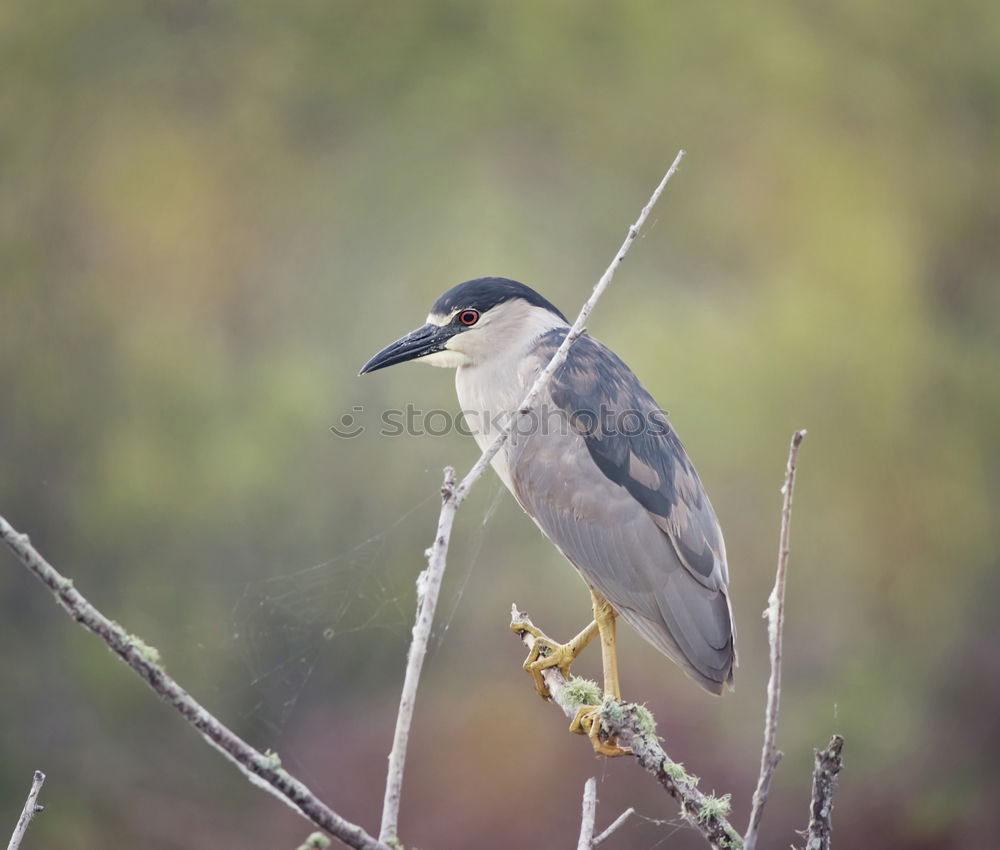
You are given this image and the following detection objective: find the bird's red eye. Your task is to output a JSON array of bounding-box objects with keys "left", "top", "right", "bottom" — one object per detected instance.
[{"left": 458, "top": 309, "right": 480, "bottom": 326}]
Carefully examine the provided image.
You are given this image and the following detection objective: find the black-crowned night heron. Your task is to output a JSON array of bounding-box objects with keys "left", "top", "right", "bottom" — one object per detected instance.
[{"left": 360, "top": 277, "right": 735, "bottom": 755}]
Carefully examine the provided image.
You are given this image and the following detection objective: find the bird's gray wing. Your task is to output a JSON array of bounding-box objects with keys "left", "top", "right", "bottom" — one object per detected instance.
[{"left": 508, "top": 330, "right": 735, "bottom": 693}]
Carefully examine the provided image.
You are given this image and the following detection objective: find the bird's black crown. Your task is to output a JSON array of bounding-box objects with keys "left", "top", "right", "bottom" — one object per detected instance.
[{"left": 432, "top": 277, "right": 567, "bottom": 322}]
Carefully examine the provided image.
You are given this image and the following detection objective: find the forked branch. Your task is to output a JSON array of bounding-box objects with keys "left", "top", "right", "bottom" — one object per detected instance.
[
  {"left": 576, "top": 776, "right": 635, "bottom": 850},
  {"left": 593, "top": 806, "right": 636, "bottom": 847}
]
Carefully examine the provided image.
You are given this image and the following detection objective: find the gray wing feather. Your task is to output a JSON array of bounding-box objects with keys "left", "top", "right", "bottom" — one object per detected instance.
[{"left": 509, "top": 330, "right": 736, "bottom": 694}]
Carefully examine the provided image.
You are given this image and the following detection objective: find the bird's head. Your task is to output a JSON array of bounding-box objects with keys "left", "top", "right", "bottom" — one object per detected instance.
[{"left": 359, "top": 277, "right": 568, "bottom": 374}]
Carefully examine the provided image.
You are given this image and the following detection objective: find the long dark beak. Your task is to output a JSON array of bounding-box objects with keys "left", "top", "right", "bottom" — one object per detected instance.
[{"left": 358, "top": 323, "right": 455, "bottom": 375}]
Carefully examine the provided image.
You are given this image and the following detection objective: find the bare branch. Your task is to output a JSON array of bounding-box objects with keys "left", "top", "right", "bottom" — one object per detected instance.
[
  {"left": 7, "top": 770, "right": 45, "bottom": 850},
  {"left": 0, "top": 517, "right": 391, "bottom": 850},
  {"left": 802, "top": 735, "right": 844, "bottom": 850},
  {"left": 511, "top": 606, "right": 742, "bottom": 850},
  {"left": 379, "top": 151, "right": 687, "bottom": 844},
  {"left": 744, "top": 429, "right": 807, "bottom": 850},
  {"left": 379, "top": 466, "right": 458, "bottom": 840},
  {"left": 577, "top": 777, "right": 598, "bottom": 850},
  {"left": 592, "top": 807, "right": 636, "bottom": 847}
]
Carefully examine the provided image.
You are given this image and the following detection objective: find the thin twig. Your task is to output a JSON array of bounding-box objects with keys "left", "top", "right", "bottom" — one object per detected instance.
[
  {"left": 577, "top": 777, "right": 636, "bottom": 849},
  {"left": 7, "top": 770, "right": 45, "bottom": 850},
  {"left": 511, "top": 605, "right": 742, "bottom": 850},
  {"left": 0, "top": 518, "right": 391, "bottom": 850},
  {"left": 744, "top": 429, "right": 807, "bottom": 850},
  {"left": 802, "top": 735, "right": 844, "bottom": 850},
  {"left": 577, "top": 777, "right": 598, "bottom": 850},
  {"left": 592, "top": 807, "right": 636, "bottom": 847},
  {"left": 378, "top": 466, "right": 458, "bottom": 840},
  {"left": 378, "top": 150, "right": 687, "bottom": 844}
]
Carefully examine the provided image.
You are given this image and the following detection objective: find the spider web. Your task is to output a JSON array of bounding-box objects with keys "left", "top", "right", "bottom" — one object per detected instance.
[{"left": 226, "top": 482, "right": 506, "bottom": 737}]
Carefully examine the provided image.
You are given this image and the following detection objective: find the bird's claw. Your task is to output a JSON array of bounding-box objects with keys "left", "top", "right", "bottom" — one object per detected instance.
[
  {"left": 570, "top": 704, "right": 632, "bottom": 757},
  {"left": 510, "top": 619, "right": 578, "bottom": 699}
]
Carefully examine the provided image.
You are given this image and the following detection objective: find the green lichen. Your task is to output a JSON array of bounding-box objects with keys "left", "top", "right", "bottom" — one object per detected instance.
[
  {"left": 697, "top": 793, "right": 732, "bottom": 824},
  {"left": 662, "top": 758, "right": 696, "bottom": 786},
  {"left": 263, "top": 749, "right": 282, "bottom": 770},
  {"left": 718, "top": 830, "right": 744, "bottom": 849},
  {"left": 296, "top": 833, "right": 331, "bottom": 850},
  {"left": 563, "top": 676, "right": 601, "bottom": 711},
  {"left": 127, "top": 633, "right": 162, "bottom": 667},
  {"left": 633, "top": 703, "right": 657, "bottom": 738},
  {"left": 598, "top": 695, "right": 625, "bottom": 733}
]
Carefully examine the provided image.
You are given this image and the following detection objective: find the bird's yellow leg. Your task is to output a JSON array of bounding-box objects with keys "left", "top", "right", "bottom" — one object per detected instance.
[
  {"left": 509, "top": 617, "right": 600, "bottom": 699},
  {"left": 594, "top": 591, "right": 622, "bottom": 701},
  {"left": 569, "top": 589, "right": 631, "bottom": 757}
]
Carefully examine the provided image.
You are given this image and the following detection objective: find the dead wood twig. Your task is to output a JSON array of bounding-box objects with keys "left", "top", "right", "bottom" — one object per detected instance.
[
  {"left": 802, "top": 735, "right": 844, "bottom": 850},
  {"left": 744, "top": 429, "right": 807, "bottom": 850},
  {"left": 7, "top": 770, "right": 45, "bottom": 850}
]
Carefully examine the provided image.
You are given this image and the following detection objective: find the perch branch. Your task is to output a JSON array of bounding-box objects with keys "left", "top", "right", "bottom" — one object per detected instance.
[
  {"left": 379, "top": 150, "right": 687, "bottom": 844},
  {"left": 802, "top": 735, "right": 844, "bottom": 850},
  {"left": 511, "top": 605, "right": 742, "bottom": 850},
  {"left": 577, "top": 777, "right": 598, "bottom": 850},
  {"left": 7, "top": 770, "right": 45, "bottom": 850},
  {"left": 743, "top": 429, "right": 807, "bottom": 850},
  {"left": 0, "top": 517, "right": 391, "bottom": 850}
]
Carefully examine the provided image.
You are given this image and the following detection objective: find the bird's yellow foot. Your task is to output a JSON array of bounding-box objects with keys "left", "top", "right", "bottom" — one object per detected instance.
[
  {"left": 570, "top": 705, "right": 632, "bottom": 758},
  {"left": 510, "top": 619, "right": 585, "bottom": 699}
]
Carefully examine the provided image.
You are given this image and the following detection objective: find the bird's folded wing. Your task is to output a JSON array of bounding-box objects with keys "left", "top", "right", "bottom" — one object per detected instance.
[{"left": 508, "top": 331, "right": 735, "bottom": 692}]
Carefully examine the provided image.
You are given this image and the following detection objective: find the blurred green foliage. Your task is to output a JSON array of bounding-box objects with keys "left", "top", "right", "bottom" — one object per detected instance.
[{"left": 1, "top": 1, "right": 998, "bottom": 848}]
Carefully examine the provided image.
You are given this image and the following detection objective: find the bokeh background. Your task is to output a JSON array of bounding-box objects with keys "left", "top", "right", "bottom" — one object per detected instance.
[{"left": 2, "top": 2, "right": 998, "bottom": 848}]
